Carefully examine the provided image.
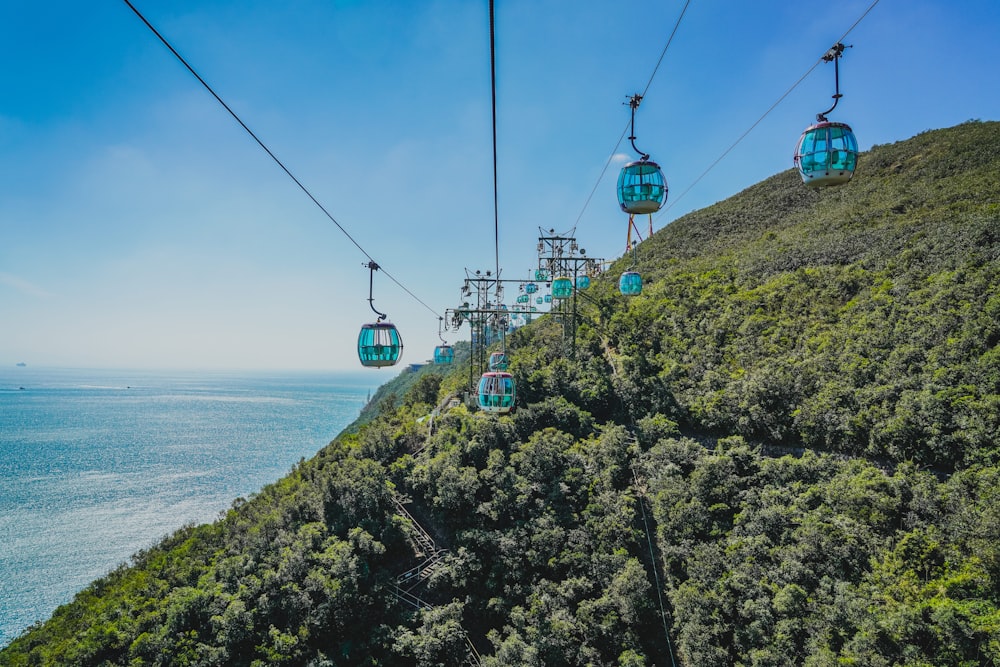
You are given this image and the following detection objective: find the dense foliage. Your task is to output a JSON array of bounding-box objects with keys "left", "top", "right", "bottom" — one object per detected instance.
[
  {"left": 582, "top": 120, "right": 999, "bottom": 471},
  {"left": 3, "top": 121, "right": 998, "bottom": 665}
]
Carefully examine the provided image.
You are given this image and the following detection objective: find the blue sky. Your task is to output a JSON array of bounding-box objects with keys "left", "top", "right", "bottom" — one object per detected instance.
[{"left": 1, "top": 0, "right": 997, "bottom": 371}]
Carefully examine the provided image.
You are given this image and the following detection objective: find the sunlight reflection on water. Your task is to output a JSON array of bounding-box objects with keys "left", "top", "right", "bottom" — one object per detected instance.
[{"left": 0, "top": 368, "right": 380, "bottom": 647}]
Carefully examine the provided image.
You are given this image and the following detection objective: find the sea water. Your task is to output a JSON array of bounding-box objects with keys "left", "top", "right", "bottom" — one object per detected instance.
[{"left": 0, "top": 367, "right": 383, "bottom": 648}]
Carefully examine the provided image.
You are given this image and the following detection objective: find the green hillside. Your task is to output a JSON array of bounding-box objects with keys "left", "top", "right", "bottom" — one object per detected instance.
[
  {"left": 3, "top": 121, "right": 998, "bottom": 666},
  {"left": 346, "top": 341, "right": 473, "bottom": 434}
]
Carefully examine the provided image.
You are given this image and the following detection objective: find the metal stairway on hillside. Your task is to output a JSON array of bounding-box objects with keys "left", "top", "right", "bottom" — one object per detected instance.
[{"left": 391, "top": 494, "right": 482, "bottom": 665}]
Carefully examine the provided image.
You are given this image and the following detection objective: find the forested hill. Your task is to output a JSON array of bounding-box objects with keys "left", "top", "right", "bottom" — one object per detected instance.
[
  {"left": 540, "top": 118, "right": 999, "bottom": 471},
  {"left": 3, "top": 121, "right": 998, "bottom": 666}
]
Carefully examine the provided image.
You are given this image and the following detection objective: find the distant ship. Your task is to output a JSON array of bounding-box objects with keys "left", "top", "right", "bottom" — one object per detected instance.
[{"left": 16, "top": 362, "right": 26, "bottom": 367}]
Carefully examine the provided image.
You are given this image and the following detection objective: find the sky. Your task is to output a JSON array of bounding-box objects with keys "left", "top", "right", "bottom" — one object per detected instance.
[{"left": 1, "top": 0, "right": 998, "bottom": 372}]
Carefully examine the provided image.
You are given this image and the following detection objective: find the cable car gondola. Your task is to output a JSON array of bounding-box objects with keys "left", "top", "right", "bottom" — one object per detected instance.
[
  {"left": 619, "top": 270, "right": 642, "bottom": 296},
  {"left": 794, "top": 43, "right": 858, "bottom": 187},
  {"left": 433, "top": 316, "right": 453, "bottom": 365},
  {"left": 618, "top": 93, "right": 667, "bottom": 250},
  {"left": 358, "top": 262, "right": 403, "bottom": 368},
  {"left": 576, "top": 275, "right": 590, "bottom": 290},
  {"left": 525, "top": 282, "right": 538, "bottom": 294},
  {"left": 358, "top": 321, "right": 403, "bottom": 368},
  {"left": 477, "top": 371, "right": 515, "bottom": 414},
  {"left": 617, "top": 159, "right": 666, "bottom": 215},
  {"left": 434, "top": 344, "right": 454, "bottom": 364},
  {"left": 795, "top": 121, "right": 858, "bottom": 187},
  {"left": 551, "top": 276, "right": 573, "bottom": 299}
]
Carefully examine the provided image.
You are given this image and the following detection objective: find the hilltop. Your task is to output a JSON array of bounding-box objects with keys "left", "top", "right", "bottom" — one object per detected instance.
[{"left": 3, "top": 121, "right": 998, "bottom": 666}]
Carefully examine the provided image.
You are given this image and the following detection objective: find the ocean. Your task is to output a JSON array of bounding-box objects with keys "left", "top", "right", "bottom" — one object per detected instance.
[{"left": 0, "top": 367, "right": 384, "bottom": 648}]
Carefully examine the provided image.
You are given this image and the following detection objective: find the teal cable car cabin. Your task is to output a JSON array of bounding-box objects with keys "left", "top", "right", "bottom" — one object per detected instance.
[
  {"left": 358, "top": 322, "right": 403, "bottom": 368},
  {"left": 619, "top": 271, "right": 642, "bottom": 296},
  {"left": 794, "top": 121, "right": 858, "bottom": 187},
  {"left": 477, "top": 371, "right": 515, "bottom": 414},
  {"left": 617, "top": 159, "right": 667, "bottom": 215},
  {"left": 551, "top": 276, "right": 573, "bottom": 299},
  {"left": 433, "top": 344, "right": 454, "bottom": 365}
]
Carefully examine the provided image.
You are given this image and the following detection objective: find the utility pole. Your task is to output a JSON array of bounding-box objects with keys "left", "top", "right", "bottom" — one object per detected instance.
[
  {"left": 447, "top": 270, "right": 528, "bottom": 394},
  {"left": 536, "top": 228, "right": 603, "bottom": 359}
]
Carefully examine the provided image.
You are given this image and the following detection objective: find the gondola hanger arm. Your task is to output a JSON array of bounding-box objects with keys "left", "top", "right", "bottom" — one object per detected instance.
[
  {"left": 366, "top": 261, "right": 387, "bottom": 321},
  {"left": 817, "top": 43, "right": 851, "bottom": 121},
  {"left": 626, "top": 93, "right": 651, "bottom": 161}
]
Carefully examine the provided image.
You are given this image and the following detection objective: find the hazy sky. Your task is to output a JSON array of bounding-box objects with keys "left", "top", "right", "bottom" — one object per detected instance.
[{"left": 1, "top": 0, "right": 997, "bottom": 371}]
